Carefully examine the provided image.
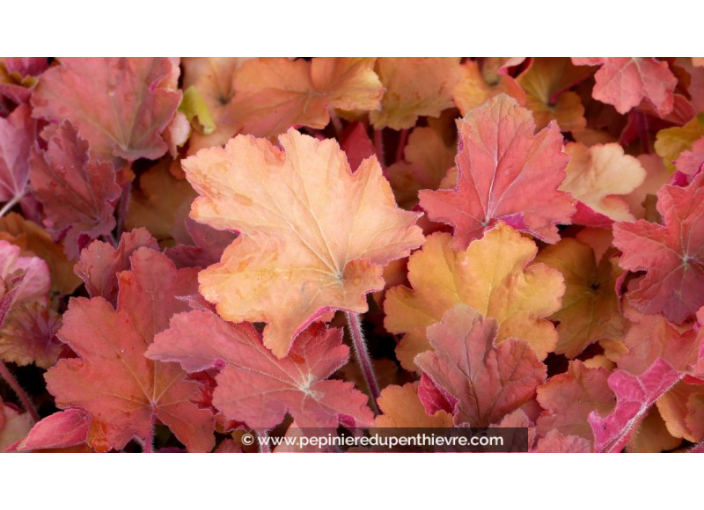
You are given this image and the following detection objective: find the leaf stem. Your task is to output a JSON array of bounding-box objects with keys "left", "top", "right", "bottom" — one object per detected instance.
[
  {"left": 0, "top": 193, "right": 24, "bottom": 218},
  {"left": 0, "top": 361, "right": 39, "bottom": 423},
  {"left": 143, "top": 411, "right": 156, "bottom": 453},
  {"left": 345, "top": 312, "right": 380, "bottom": 414}
]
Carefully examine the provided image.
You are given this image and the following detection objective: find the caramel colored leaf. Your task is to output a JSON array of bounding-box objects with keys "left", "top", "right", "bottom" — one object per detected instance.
[
  {"left": 232, "top": 58, "right": 383, "bottom": 137},
  {"left": 386, "top": 125, "right": 456, "bottom": 209},
  {"left": 375, "top": 382, "right": 452, "bottom": 428},
  {"left": 560, "top": 143, "right": 646, "bottom": 224},
  {"left": 0, "top": 302, "right": 61, "bottom": 368},
  {"left": 124, "top": 159, "right": 197, "bottom": 241},
  {"left": 384, "top": 225, "right": 563, "bottom": 370},
  {"left": 517, "top": 57, "right": 592, "bottom": 131},
  {"left": 535, "top": 238, "right": 624, "bottom": 357},
  {"left": 371, "top": 58, "right": 461, "bottom": 130},
  {"left": 0, "top": 213, "right": 80, "bottom": 295},
  {"left": 184, "top": 129, "right": 424, "bottom": 357},
  {"left": 452, "top": 60, "right": 525, "bottom": 115},
  {"left": 654, "top": 114, "right": 704, "bottom": 171},
  {"left": 656, "top": 380, "right": 704, "bottom": 443}
]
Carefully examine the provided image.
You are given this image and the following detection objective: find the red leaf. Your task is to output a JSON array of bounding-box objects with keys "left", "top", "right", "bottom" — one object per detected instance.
[
  {"left": 74, "top": 228, "right": 158, "bottom": 305},
  {"left": 0, "top": 240, "right": 50, "bottom": 326},
  {"left": 29, "top": 123, "right": 121, "bottom": 259},
  {"left": 613, "top": 173, "right": 704, "bottom": 324},
  {"left": 44, "top": 248, "right": 214, "bottom": 452},
  {"left": 146, "top": 311, "right": 375, "bottom": 430},
  {"left": 0, "top": 104, "right": 36, "bottom": 209},
  {"left": 32, "top": 58, "right": 181, "bottom": 162},
  {"left": 573, "top": 58, "right": 677, "bottom": 116},
  {"left": 10, "top": 409, "right": 90, "bottom": 452},
  {"left": 589, "top": 358, "right": 684, "bottom": 453},
  {"left": 533, "top": 429, "right": 592, "bottom": 453},
  {"left": 419, "top": 94, "right": 574, "bottom": 249},
  {"left": 414, "top": 304, "right": 547, "bottom": 427}
]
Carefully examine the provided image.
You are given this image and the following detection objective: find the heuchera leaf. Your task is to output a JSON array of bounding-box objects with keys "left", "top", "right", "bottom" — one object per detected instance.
[
  {"left": 29, "top": 122, "right": 121, "bottom": 259},
  {"left": 452, "top": 60, "right": 526, "bottom": 116},
  {"left": 516, "top": 57, "right": 593, "bottom": 132},
  {"left": 560, "top": 143, "right": 646, "bottom": 225},
  {"left": 0, "top": 398, "right": 32, "bottom": 452},
  {"left": 589, "top": 358, "right": 684, "bottom": 453},
  {"left": 415, "top": 304, "right": 547, "bottom": 427},
  {"left": 0, "top": 302, "right": 61, "bottom": 368},
  {"left": 10, "top": 409, "right": 90, "bottom": 452},
  {"left": 32, "top": 57, "right": 182, "bottom": 161},
  {"left": 616, "top": 305, "right": 700, "bottom": 376},
  {"left": 536, "top": 360, "right": 615, "bottom": 446},
  {"left": 0, "top": 239, "right": 50, "bottom": 309},
  {"left": 0, "top": 104, "right": 36, "bottom": 209},
  {"left": 675, "top": 137, "right": 704, "bottom": 177},
  {"left": 146, "top": 311, "right": 375, "bottom": 430},
  {"left": 533, "top": 429, "right": 592, "bottom": 453},
  {"left": 386, "top": 125, "right": 456, "bottom": 209},
  {"left": 181, "top": 57, "right": 250, "bottom": 150},
  {"left": 166, "top": 217, "right": 237, "bottom": 270},
  {"left": 656, "top": 380, "right": 704, "bottom": 443},
  {"left": 535, "top": 238, "right": 624, "bottom": 357},
  {"left": 371, "top": 58, "right": 461, "bottom": 130},
  {"left": 44, "top": 248, "right": 214, "bottom": 452},
  {"left": 573, "top": 57, "right": 677, "bottom": 116},
  {"left": 613, "top": 172, "right": 704, "bottom": 324},
  {"left": 123, "top": 159, "right": 197, "bottom": 241},
  {"left": 74, "top": 228, "right": 158, "bottom": 304},
  {"left": 654, "top": 114, "right": 704, "bottom": 171},
  {"left": 0, "top": 213, "right": 81, "bottom": 295},
  {"left": 384, "top": 224, "right": 564, "bottom": 370},
  {"left": 0, "top": 58, "right": 47, "bottom": 103},
  {"left": 419, "top": 94, "right": 575, "bottom": 249},
  {"left": 183, "top": 128, "right": 424, "bottom": 357},
  {"left": 231, "top": 58, "right": 383, "bottom": 138},
  {"left": 375, "top": 382, "right": 452, "bottom": 428}
]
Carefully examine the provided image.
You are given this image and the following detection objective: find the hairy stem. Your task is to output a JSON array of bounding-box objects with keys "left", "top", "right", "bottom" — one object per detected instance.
[
  {"left": 0, "top": 361, "right": 39, "bottom": 423},
  {"left": 345, "top": 312, "right": 380, "bottom": 413},
  {"left": 143, "top": 411, "right": 156, "bottom": 453}
]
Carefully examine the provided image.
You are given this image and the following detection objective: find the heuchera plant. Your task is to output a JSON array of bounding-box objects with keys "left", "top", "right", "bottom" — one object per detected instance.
[{"left": 1, "top": 57, "right": 704, "bottom": 453}]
